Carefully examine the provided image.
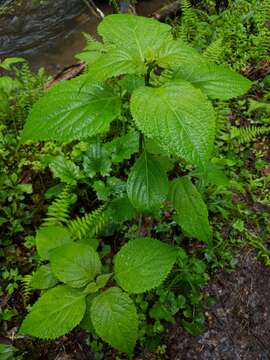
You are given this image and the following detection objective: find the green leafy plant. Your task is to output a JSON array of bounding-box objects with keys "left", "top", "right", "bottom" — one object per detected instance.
[
  {"left": 19, "top": 14, "right": 251, "bottom": 355},
  {"left": 0, "top": 343, "right": 19, "bottom": 360},
  {"left": 0, "top": 58, "right": 47, "bottom": 243},
  {"left": 20, "top": 235, "right": 177, "bottom": 355},
  {"left": 177, "top": 0, "right": 270, "bottom": 70}
]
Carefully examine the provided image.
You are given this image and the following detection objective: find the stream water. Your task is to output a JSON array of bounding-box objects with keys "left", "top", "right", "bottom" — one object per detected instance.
[{"left": 0, "top": 0, "right": 166, "bottom": 74}]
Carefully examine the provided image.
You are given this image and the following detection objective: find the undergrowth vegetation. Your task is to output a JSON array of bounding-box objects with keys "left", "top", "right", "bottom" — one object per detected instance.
[{"left": 0, "top": 0, "right": 270, "bottom": 359}]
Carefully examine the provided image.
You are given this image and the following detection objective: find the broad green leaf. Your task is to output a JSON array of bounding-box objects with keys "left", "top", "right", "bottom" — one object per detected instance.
[
  {"left": 156, "top": 39, "right": 204, "bottom": 69},
  {"left": 114, "top": 237, "right": 177, "bottom": 293},
  {"left": 83, "top": 282, "right": 101, "bottom": 294},
  {"left": 191, "top": 162, "right": 229, "bottom": 187},
  {"left": 49, "top": 156, "right": 81, "bottom": 185},
  {"left": 87, "top": 47, "right": 145, "bottom": 82},
  {"left": 107, "top": 177, "right": 126, "bottom": 196},
  {"left": 0, "top": 76, "right": 16, "bottom": 95},
  {"left": 93, "top": 180, "right": 111, "bottom": 201},
  {"left": 149, "top": 303, "right": 174, "bottom": 322},
  {"left": 96, "top": 273, "right": 112, "bottom": 288},
  {"left": 98, "top": 14, "right": 172, "bottom": 62},
  {"left": 20, "top": 285, "right": 86, "bottom": 339},
  {"left": 131, "top": 81, "right": 216, "bottom": 166},
  {"left": 105, "top": 130, "right": 139, "bottom": 164},
  {"left": 77, "top": 237, "right": 100, "bottom": 250},
  {"left": 127, "top": 151, "right": 169, "bottom": 213},
  {"left": 30, "top": 264, "right": 58, "bottom": 289},
  {"left": 155, "top": 155, "right": 175, "bottom": 173},
  {"left": 174, "top": 62, "right": 252, "bottom": 100},
  {"left": 168, "top": 177, "right": 212, "bottom": 242},
  {"left": 118, "top": 75, "right": 145, "bottom": 93},
  {"left": 83, "top": 142, "right": 111, "bottom": 178},
  {"left": 50, "top": 242, "right": 101, "bottom": 288},
  {"left": 91, "top": 287, "right": 138, "bottom": 354},
  {"left": 92, "top": 177, "right": 126, "bottom": 203},
  {"left": 0, "top": 57, "right": 25, "bottom": 70},
  {"left": 106, "top": 196, "right": 137, "bottom": 223},
  {"left": 76, "top": 50, "right": 102, "bottom": 64},
  {"left": 145, "top": 137, "right": 165, "bottom": 155},
  {"left": 75, "top": 35, "right": 105, "bottom": 64},
  {"left": 0, "top": 91, "right": 9, "bottom": 115},
  {"left": 83, "top": 273, "right": 112, "bottom": 295},
  {"left": 17, "top": 183, "right": 32, "bottom": 194},
  {"left": 0, "top": 344, "right": 16, "bottom": 360},
  {"left": 155, "top": 38, "right": 251, "bottom": 100},
  {"left": 21, "top": 76, "right": 121, "bottom": 142},
  {"left": 36, "top": 225, "right": 72, "bottom": 260}
]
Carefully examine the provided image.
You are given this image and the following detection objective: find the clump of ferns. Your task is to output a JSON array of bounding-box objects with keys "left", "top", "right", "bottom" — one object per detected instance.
[
  {"left": 178, "top": 0, "right": 198, "bottom": 42},
  {"left": 42, "top": 185, "right": 107, "bottom": 239},
  {"left": 21, "top": 186, "right": 108, "bottom": 303},
  {"left": 14, "top": 63, "right": 46, "bottom": 124}
]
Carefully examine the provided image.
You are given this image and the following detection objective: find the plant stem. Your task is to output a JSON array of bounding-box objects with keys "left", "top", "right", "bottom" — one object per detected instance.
[
  {"left": 137, "top": 64, "right": 153, "bottom": 235},
  {"left": 138, "top": 63, "right": 152, "bottom": 154},
  {"left": 144, "top": 63, "right": 152, "bottom": 87},
  {"left": 139, "top": 132, "right": 144, "bottom": 153}
]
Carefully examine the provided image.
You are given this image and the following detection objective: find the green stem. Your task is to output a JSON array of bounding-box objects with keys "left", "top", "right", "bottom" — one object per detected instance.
[
  {"left": 144, "top": 63, "right": 153, "bottom": 87},
  {"left": 138, "top": 63, "right": 152, "bottom": 154},
  {"left": 139, "top": 132, "right": 144, "bottom": 153},
  {"left": 137, "top": 64, "right": 153, "bottom": 235}
]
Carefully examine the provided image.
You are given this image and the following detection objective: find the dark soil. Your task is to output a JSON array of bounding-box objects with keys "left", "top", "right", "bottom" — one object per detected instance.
[{"left": 158, "top": 248, "right": 270, "bottom": 360}]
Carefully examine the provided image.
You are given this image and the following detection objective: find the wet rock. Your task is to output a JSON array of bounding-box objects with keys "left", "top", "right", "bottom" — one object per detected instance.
[{"left": 0, "top": 0, "right": 85, "bottom": 57}]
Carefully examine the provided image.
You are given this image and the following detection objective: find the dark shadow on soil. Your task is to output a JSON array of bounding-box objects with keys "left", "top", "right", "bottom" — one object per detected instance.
[{"left": 153, "top": 248, "right": 270, "bottom": 360}]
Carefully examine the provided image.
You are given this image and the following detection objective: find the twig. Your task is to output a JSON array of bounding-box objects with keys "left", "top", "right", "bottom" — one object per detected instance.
[{"left": 82, "top": 0, "right": 104, "bottom": 19}]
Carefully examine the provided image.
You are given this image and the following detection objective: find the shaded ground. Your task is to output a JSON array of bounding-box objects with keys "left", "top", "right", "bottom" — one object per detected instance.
[
  {"left": 159, "top": 248, "right": 270, "bottom": 360},
  {"left": 11, "top": 247, "right": 270, "bottom": 359}
]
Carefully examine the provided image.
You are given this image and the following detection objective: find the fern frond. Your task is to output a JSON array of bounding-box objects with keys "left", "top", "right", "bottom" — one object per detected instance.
[
  {"left": 21, "top": 275, "right": 33, "bottom": 304},
  {"left": 43, "top": 186, "right": 76, "bottom": 227},
  {"left": 253, "top": 0, "right": 270, "bottom": 60},
  {"left": 258, "top": 0, "right": 270, "bottom": 25},
  {"left": 179, "top": 0, "right": 197, "bottom": 41},
  {"left": 215, "top": 102, "right": 231, "bottom": 134},
  {"left": 181, "top": 0, "right": 195, "bottom": 19},
  {"left": 231, "top": 125, "right": 270, "bottom": 144},
  {"left": 203, "top": 38, "right": 224, "bottom": 63},
  {"left": 68, "top": 205, "right": 106, "bottom": 240},
  {"left": 14, "top": 63, "right": 45, "bottom": 122},
  {"left": 256, "top": 29, "right": 270, "bottom": 60}
]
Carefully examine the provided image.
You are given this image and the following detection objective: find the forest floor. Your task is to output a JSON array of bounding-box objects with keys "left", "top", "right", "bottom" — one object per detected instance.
[
  {"left": 11, "top": 248, "right": 269, "bottom": 360},
  {"left": 1, "top": 4, "right": 270, "bottom": 359},
  {"left": 158, "top": 248, "right": 270, "bottom": 360}
]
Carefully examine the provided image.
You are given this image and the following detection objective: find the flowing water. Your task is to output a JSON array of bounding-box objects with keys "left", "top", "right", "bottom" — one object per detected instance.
[{"left": 0, "top": 0, "right": 166, "bottom": 74}]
